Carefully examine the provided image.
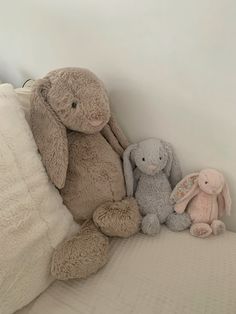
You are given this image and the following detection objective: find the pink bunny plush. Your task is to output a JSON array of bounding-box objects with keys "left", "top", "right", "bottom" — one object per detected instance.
[{"left": 170, "top": 168, "right": 231, "bottom": 238}]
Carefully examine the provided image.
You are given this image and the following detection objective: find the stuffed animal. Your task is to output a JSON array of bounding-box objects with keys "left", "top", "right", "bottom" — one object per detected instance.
[
  {"left": 31, "top": 68, "right": 141, "bottom": 280},
  {"left": 170, "top": 168, "right": 231, "bottom": 238},
  {"left": 123, "top": 138, "right": 191, "bottom": 235}
]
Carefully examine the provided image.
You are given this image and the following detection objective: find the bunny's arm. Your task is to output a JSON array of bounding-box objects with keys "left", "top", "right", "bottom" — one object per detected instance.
[
  {"left": 108, "top": 115, "right": 129, "bottom": 149},
  {"left": 101, "top": 114, "right": 130, "bottom": 158},
  {"left": 101, "top": 124, "right": 124, "bottom": 157}
]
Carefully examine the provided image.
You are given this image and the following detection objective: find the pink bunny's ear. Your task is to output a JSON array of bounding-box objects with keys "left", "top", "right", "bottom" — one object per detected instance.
[
  {"left": 218, "top": 182, "right": 231, "bottom": 217},
  {"left": 170, "top": 173, "right": 200, "bottom": 213}
]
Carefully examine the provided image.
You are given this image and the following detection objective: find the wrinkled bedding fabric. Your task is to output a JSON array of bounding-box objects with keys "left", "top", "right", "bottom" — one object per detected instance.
[{"left": 18, "top": 227, "right": 236, "bottom": 314}]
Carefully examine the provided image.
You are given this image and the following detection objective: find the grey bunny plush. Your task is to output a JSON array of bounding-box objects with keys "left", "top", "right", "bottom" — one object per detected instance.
[{"left": 123, "top": 138, "right": 191, "bottom": 235}]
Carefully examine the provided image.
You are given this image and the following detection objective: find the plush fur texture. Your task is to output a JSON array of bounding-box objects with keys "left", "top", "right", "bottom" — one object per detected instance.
[
  {"left": 94, "top": 198, "right": 141, "bottom": 237},
  {"left": 51, "top": 221, "right": 109, "bottom": 280},
  {"left": 123, "top": 138, "right": 191, "bottom": 235},
  {"left": 171, "top": 168, "right": 231, "bottom": 238},
  {"left": 30, "top": 68, "right": 141, "bottom": 280}
]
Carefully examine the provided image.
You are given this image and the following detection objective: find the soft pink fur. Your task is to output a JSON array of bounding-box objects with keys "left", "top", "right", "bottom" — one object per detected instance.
[{"left": 171, "top": 168, "right": 231, "bottom": 238}]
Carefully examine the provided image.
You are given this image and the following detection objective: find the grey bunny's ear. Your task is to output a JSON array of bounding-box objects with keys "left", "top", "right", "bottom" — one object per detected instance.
[
  {"left": 123, "top": 144, "right": 138, "bottom": 197},
  {"left": 162, "top": 141, "right": 182, "bottom": 189},
  {"left": 30, "top": 77, "right": 68, "bottom": 189}
]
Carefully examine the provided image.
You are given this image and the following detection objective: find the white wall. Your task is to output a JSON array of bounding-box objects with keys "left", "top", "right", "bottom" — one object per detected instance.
[{"left": 1, "top": 0, "right": 236, "bottom": 231}]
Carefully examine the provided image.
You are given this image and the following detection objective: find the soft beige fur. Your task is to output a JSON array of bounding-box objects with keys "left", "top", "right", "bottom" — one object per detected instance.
[{"left": 31, "top": 68, "right": 141, "bottom": 280}]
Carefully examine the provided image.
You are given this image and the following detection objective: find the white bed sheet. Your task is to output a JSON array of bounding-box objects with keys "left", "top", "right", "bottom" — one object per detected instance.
[{"left": 17, "top": 227, "right": 236, "bottom": 314}]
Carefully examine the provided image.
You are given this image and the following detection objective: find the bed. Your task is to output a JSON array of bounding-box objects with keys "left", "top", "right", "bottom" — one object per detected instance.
[{"left": 17, "top": 227, "right": 236, "bottom": 314}]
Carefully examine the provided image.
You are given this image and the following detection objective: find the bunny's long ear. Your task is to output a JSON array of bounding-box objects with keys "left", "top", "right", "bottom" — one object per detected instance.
[
  {"left": 123, "top": 144, "right": 138, "bottom": 197},
  {"left": 162, "top": 141, "right": 182, "bottom": 188},
  {"left": 101, "top": 114, "right": 130, "bottom": 158},
  {"left": 170, "top": 173, "right": 200, "bottom": 213},
  {"left": 218, "top": 182, "right": 231, "bottom": 217},
  {"left": 30, "top": 78, "right": 68, "bottom": 189}
]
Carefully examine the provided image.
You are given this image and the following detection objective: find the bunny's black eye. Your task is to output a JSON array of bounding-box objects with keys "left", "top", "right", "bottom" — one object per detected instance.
[
  {"left": 71, "top": 102, "right": 77, "bottom": 109},
  {"left": 205, "top": 181, "right": 208, "bottom": 184},
  {"left": 159, "top": 157, "right": 162, "bottom": 160},
  {"left": 142, "top": 158, "right": 145, "bottom": 161}
]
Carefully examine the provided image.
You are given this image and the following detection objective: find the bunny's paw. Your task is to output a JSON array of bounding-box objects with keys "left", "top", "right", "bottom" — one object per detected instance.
[
  {"left": 51, "top": 220, "right": 109, "bottom": 280},
  {"left": 141, "top": 214, "right": 161, "bottom": 235},
  {"left": 190, "top": 223, "right": 212, "bottom": 238},
  {"left": 211, "top": 220, "right": 226, "bottom": 236},
  {"left": 166, "top": 212, "right": 191, "bottom": 231},
  {"left": 93, "top": 197, "right": 141, "bottom": 237}
]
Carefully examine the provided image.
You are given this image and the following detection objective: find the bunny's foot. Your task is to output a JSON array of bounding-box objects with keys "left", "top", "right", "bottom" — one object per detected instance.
[
  {"left": 51, "top": 220, "right": 109, "bottom": 280},
  {"left": 190, "top": 223, "right": 212, "bottom": 238},
  {"left": 141, "top": 214, "right": 161, "bottom": 235},
  {"left": 211, "top": 220, "right": 226, "bottom": 236},
  {"left": 166, "top": 212, "right": 191, "bottom": 231},
  {"left": 93, "top": 197, "right": 141, "bottom": 237}
]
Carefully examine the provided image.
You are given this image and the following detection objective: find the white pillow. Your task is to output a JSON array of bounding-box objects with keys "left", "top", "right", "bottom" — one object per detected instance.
[
  {"left": 15, "top": 86, "right": 32, "bottom": 124},
  {"left": 0, "top": 84, "right": 79, "bottom": 314}
]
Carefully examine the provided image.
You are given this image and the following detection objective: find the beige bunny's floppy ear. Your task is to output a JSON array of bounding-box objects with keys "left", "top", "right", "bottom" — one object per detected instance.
[
  {"left": 30, "top": 78, "right": 68, "bottom": 189},
  {"left": 170, "top": 173, "right": 200, "bottom": 213},
  {"left": 161, "top": 141, "right": 182, "bottom": 188},
  {"left": 218, "top": 182, "right": 231, "bottom": 217},
  {"left": 101, "top": 114, "right": 130, "bottom": 158},
  {"left": 123, "top": 144, "right": 138, "bottom": 197}
]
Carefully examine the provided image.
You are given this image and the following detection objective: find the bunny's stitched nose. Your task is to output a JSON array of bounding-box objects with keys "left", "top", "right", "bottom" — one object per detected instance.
[
  {"left": 212, "top": 186, "right": 222, "bottom": 194},
  {"left": 148, "top": 164, "right": 158, "bottom": 171},
  {"left": 89, "top": 119, "right": 104, "bottom": 127}
]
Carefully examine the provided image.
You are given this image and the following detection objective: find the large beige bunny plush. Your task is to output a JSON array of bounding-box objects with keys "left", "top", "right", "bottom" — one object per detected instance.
[
  {"left": 31, "top": 68, "right": 141, "bottom": 280},
  {"left": 170, "top": 168, "right": 231, "bottom": 238}
]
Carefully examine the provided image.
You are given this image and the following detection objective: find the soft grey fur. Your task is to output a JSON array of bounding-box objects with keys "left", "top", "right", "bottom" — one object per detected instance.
[{"left": 123, "top": 138, "right": 191, "bottom": 235}]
